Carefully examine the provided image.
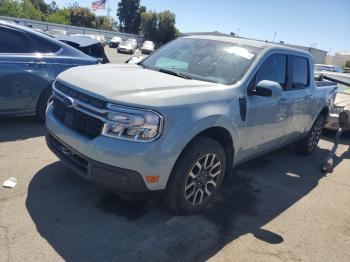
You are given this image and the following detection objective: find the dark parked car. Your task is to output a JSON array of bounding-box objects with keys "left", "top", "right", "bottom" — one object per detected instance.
[
  {"left": 56, "top": 36, "right": 110, "bottom": 64},
  {"left": 0, "top": 20, "right": 98, "bottom": 121}
]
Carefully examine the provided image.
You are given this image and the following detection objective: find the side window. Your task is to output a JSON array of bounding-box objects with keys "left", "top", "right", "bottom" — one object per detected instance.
[
  {"left": 29, "top": 34, "right": 61, "bottom": 53},
  {"left": 292, "top": 56, "right": 309, "bottom": 88},
  {"left": 256, "top": 54, "right": 287, "bottom": 88},
  {"left": 0, "top": 27, "right": 33, "bottom": 53}
]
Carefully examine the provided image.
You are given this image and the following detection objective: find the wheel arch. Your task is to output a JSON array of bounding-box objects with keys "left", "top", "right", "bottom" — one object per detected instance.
[
  {"left": 36, "top": 85, "right": 53, "bottom": 112},
  {"left": 196, "top": 127, "right": 235, "bottom": 181},
  {"left": 167, "top": 124, "right": 236, "bottom": 189},
  {"left": 319, "top": 106, "right": 329, "bottom": 120}
]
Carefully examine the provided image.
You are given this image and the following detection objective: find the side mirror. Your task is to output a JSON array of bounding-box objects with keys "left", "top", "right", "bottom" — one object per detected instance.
[{"left": 249, "top": 80, "right": 282, "bottom": 98}]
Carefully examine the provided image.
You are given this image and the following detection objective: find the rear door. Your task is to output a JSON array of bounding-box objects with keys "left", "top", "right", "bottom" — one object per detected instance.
[
  {"left": 282, "top": 55, "right": 312, "bottom": 139},
  {"left": 0, "top": 25, "right": 55, "bottom": 116},
  {"left": 0, "top": 26, "right": 35, "bottom": 114}
]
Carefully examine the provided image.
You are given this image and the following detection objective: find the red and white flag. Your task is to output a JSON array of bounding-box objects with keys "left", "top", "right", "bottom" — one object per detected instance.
[{"left": 91, "top": 0, "right": 106, "bottom": 11}]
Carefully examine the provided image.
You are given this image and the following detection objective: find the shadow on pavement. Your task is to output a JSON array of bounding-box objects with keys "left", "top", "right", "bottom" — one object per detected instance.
[
  {"left": 26, "top": 143, "right": 333, "bottom": 262},
  {"left": 0, "top": 116, "right": 44, "bottom": 142}
]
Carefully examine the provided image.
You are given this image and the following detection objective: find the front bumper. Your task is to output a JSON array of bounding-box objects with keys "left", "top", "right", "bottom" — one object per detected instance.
[
  {"left": 325, "top": 113, "right": 340, "bottom": 130},
  {"left": 46, "top": 131, "right": 148, "bottom": 192},
  {"left": 45, "top": 104, "right": 177, "bottom": 191},
  {"left": 109, "top": 42, "right": 119, "bottom": 48},
  {"left": 118, "top": 48, "right": 133, "bottom": 53},
  {"left": 141, "top": 48, "right": 153, "bottom": 54}
]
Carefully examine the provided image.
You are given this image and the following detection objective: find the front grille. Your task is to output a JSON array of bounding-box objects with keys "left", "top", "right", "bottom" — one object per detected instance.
[
  {"left": 53, "top": 97, "right": 104, "bottom": 139},
  {"left": 49, "top": 134, "right": 88, "bottom": 174},
  {"left": 55, "top": 81, "right": 106, "bottom": 109}
]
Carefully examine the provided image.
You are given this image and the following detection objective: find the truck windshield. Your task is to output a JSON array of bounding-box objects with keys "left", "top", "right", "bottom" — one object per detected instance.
[{"left": 141, "top": 38, "right": 261, "bottom": 85}]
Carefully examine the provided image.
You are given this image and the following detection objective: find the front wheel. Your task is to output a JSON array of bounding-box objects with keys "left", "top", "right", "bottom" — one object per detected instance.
[
  {"left": 165, "top": 137, "right": 226, "bottom": 215},
  {"left": 295, "top": 114, "right": 325, "bottom": 155}
]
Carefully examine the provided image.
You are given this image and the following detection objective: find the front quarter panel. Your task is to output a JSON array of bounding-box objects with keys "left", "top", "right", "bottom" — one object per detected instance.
[{"left": 157, "top": 95, "right": 240, "bottom": 181}]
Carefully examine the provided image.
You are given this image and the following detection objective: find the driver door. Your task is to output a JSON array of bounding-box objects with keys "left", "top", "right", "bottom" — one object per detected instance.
[{"left": 240, "top": 54, "right": 289, "bottom": 159}]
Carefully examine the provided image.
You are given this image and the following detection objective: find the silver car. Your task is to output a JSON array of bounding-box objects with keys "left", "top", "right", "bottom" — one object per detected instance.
[
  {"left": 141, "top": 41, "right": 155, "bottom": 54},
  {"left": 117, "top": 40, "right": 135, "bottom": 54}
]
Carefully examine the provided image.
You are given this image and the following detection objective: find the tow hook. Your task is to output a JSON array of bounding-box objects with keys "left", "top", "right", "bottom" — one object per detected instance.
[{"left": 322, "top": 108, "right": 350, "bottom": 173}]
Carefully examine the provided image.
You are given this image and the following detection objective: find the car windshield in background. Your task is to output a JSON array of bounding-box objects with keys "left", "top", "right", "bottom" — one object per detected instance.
[
  {"left": 121, "top": 40, "right": 132, "bottom": 45},
  {"left": 141, "top": 38, "right": 260, "bottom": 85}
]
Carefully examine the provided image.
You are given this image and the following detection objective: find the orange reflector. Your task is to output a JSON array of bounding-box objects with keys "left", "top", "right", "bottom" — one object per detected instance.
[{"left": 146, "top": 176, "right": 159, "bottom": 183}]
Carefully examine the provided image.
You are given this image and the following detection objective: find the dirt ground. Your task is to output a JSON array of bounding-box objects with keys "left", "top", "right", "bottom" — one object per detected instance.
[{"left": 0, "top": 116, "right": 349, "bottom": 262}]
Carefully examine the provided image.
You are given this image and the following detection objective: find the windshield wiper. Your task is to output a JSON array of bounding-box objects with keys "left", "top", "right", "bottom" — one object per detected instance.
[{"left": 158, "top": 68, "right": 191, "bottom": 79}]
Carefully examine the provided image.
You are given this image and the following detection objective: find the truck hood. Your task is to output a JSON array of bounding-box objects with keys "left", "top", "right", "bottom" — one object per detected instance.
[{"left": 57, "top": 64, "right": 228, "bottom": 107}]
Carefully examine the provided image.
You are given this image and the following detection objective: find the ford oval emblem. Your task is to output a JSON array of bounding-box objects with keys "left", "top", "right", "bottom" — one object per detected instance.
[{"left": 64, "top": 96, "right": 75, "bottom": 107}]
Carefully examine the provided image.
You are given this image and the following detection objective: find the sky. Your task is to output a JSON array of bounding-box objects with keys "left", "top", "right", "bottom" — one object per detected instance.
[{"left": 46, "top": 0, "right": 350, "bottom": 53}]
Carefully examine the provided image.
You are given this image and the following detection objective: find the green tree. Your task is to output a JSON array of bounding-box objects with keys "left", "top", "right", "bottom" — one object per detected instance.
[
  {"left": 50, "top": 1, "right": 59, "bottom": 13},
  {"left": 96, "top": 16, "right": 113, "bottom": 30},
  {"left": 345, "top": 60, "right": 350, "bottom": 68},
  {"left": 157, "top": 11, "right": 178, "bottom": 46},
  {"left": 29, "top": 0, "right": 50, "bottom": 14},
  {"left": 140, "top": 11, "right": 158, "bottom": 42},
  {"left": 0, "top": 0, "right": 22, "bottom": 18},
  {"left": 117, "top": 0, "right": 141, "bottom": 34},
  {"left": 46, "top": 8, "right": 70, "bottom": 24},
  {"left": 69, "top": 7, "right": 97, "bottom": 28},
  {"left": 21, "top": 0, "right": 44, "bottom": 20}
]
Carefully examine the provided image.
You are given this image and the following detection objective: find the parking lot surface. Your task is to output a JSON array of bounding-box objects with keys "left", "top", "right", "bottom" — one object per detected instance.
[
  {"left": 105, "top": 46, "right": 143, "bottom": 64},
  {"left": 0, "top": 115, "right": 349, "bottom": 262}
]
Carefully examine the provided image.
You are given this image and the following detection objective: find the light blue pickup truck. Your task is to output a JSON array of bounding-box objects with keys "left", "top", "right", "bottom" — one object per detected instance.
[{"left": 46, "top": 36, "right": 337, "bottom": 214}]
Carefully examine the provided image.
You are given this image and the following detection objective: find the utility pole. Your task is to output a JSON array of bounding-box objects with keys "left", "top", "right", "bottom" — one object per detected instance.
[
  {"left": 237, "top": 27, "right": 240, "bottom": 37},
  {"left": 107, "top": 0, "right": 110, "bottom": 19},
  {"left": 272, "top": 32, "right": 277, "bottom": 42}
]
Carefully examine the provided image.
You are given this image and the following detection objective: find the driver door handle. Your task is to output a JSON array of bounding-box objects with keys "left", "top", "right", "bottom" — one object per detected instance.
[{"left": 28, "top": 61, "right": 47, "bottom": 67}]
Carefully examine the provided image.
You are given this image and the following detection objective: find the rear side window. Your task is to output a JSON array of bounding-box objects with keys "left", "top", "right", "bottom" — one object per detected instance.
[
  {"left": 29, "top": 34, "right": 61, "bottom": 53},
  {"left": 256, "top": 54, "right": 287, "bottom": 87},
  {"left": 292, "top": 56, "right": 309, "bottom": 88},
  {"left": 0, "top": 27, "right": 33, "bottom": 53}
]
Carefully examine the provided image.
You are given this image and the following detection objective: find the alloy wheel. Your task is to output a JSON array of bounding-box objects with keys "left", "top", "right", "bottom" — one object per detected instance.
[
  {"left": 308, "top": 119, "right": 323, "bottom": 151},
  {"left": 184, "top": 153, "right": 222, "bottom": 206}
]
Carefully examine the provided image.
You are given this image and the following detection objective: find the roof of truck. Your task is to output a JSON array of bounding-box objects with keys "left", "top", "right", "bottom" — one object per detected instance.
[{"left": 184, "top": 35, "right": 310, "bottom": 55}]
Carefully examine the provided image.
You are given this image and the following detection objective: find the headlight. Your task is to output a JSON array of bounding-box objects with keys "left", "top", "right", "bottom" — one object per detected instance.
[
  {"left": 102, "top": 104, "right": 163, "bottom": 142},
  {"left": 330, "top": 106, "right": 344, "bottom": 115}
]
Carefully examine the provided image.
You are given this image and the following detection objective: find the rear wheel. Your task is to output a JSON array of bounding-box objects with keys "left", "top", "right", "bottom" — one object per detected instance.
[
  {"left": 165, "top": 137, "right": 226, "bottom": 215},
  {"left": 37, "top": 88, "right": 52, "bottom": 122},
  {"left": 295, "top": 114, "right": 325, "bottom": 155}
]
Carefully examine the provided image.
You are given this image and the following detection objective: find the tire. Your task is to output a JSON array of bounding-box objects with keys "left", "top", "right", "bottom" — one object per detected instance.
[
  {"left": 295, "top": 114, "right": 325, "bottom": 155},
  {"left": 37, "top": 88, "right": 52, "bottom": 122},
  {"left": 165, "top": 136, "right": 226, "bottom": 215}
]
